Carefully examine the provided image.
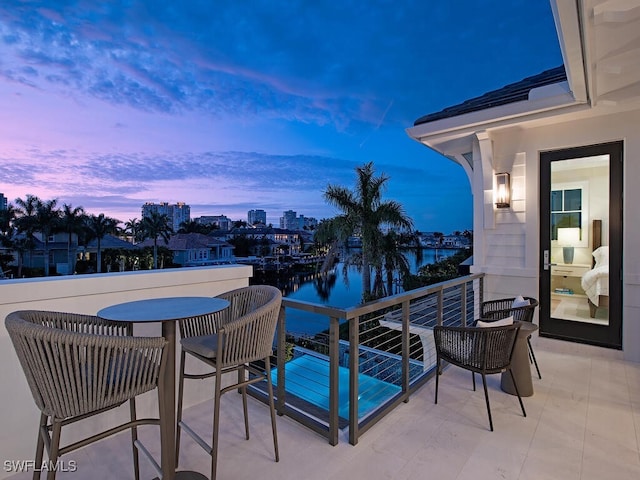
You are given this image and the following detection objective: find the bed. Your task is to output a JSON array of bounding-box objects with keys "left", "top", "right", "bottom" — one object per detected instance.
[{"left": 581, "top": 219, "right": 609, "bottom": 318}]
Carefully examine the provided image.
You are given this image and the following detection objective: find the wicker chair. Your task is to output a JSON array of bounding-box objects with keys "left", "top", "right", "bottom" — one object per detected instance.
[
  {"left": 481, "top": 297, "right": 541, "bottom": 379},
  {"left": 5, "top": 310, "right": 167, "bottom": 480},
  {"left": 433, "top": 323, "right": 526, "bottom": 431},
  {"left": 176, "top": 285, "right": 282, "bottom": 480}
]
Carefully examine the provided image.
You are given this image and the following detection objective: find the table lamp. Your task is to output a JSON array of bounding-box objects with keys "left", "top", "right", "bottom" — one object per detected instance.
[{"left": 557, "top": 227, "right": 580, "bottom": 264}]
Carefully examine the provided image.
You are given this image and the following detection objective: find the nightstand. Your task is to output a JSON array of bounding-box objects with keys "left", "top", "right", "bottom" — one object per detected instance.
[{"left": 551, "top": 263, "right": 591, "bottom": 297}]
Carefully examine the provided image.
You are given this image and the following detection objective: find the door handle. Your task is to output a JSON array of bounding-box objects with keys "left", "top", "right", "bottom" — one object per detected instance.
[{"left": 542, "top": 250, "right": 557, "bottom": 270}]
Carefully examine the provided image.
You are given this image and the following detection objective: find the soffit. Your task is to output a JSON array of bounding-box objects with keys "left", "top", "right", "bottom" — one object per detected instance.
[{"left": 587, "top": 0, "right": 640, "bottom": 106}]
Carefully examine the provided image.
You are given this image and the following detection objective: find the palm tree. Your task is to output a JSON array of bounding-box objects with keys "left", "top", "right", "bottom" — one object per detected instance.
[
  {"left": 0, "top": 204, "right": 17, "bottom": 276},
  {"left": 377, "top": 231, "right": 411, "bottom": 297},
  {"left": 0, "top": 203, "right": 16, "bottom": 235},
  {"left": 60, "top": 204, "right": 85, "bottom": 274},
  {"left": 177, "top": 219, "right": 212, "bottom": 234},
  {"left": 124, "top": 218, "right": 143, "bottom": 243},
  {"left": 140, "top": 211, "right": 173, "bottom": 269},
  {"left": 85, "top": 214, "right": 119, "bottom": 273},
  {"left": 13, "top": 194, "right": 41, "bottom": 269},
  {"left": 323, "top": 162, "right": 413, "bottom": 299},
  {"left": 35, "top": 198, "right": 61, "bottom": 276}
]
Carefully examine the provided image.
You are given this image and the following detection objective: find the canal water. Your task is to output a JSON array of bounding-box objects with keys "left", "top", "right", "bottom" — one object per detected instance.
[{"left": 255, "top": 248, "right": 463, "bottom": 336}]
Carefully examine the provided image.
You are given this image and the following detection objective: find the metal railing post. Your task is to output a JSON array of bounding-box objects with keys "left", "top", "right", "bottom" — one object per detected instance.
[
  {"left": 461, "top": 281, "right": 467, "bottom": 327},
  {"left": 401, "top": 300, "right": 410, "bottom": 401},
  {"left": 348, "top": 315, "right": 359, "bottom": 445},
  {"left": 276, "top": 304, "right": 286, "bottom": 415},
  {"left": 328, "top": 315, "right": 340, "bottom": 446}
]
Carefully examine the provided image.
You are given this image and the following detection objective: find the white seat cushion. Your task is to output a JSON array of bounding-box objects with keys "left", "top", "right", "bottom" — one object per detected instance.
[{"left": 477, "top": 316, "right": 514, "bottom": 328}]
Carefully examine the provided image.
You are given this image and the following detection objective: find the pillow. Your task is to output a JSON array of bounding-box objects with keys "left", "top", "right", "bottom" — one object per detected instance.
[
  {"left": 477, "top": 316, "right": 514, "bottom": 327},
  {"left": 592, "top": 246, "right": 609, "bottom": 268},
  {"left": 512, "top": 295, "right": 529, "bottom": 308}
]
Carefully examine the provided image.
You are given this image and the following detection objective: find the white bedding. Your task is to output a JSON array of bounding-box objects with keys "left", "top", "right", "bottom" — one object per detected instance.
[{"left": 581, "top": 265, "right": 609, "bottom": 306}]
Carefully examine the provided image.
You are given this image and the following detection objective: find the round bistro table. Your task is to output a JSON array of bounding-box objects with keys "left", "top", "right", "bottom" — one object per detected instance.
[{"left": 98, "top": 296, "right": 230, "bottom": 480}]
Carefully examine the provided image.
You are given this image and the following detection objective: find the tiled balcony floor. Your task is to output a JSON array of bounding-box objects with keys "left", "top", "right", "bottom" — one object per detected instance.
[{"left": 8, "top": 335, "right": 640, "bottom": 480}]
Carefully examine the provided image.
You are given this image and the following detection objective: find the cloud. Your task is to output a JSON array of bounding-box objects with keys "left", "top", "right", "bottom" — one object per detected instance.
[{"left": 0, "top": 1, "right": 560, "bottom": 232}]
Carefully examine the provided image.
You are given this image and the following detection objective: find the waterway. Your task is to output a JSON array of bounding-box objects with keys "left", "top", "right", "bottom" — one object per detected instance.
[{"left": 253, "top": 248, "right": 464, "bottom": 336}]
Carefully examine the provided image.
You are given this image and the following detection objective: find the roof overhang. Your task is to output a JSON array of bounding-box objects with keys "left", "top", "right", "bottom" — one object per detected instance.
[
  {"left": 407, "top": 0, "right": 640, "bottom": 162},
  {"left": 406, "top": 80, "right": 582, "bottom": 158}
]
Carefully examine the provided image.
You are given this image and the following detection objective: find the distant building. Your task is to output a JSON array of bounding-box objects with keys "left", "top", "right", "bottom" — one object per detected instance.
[
  {"left": 248, "top": 209, "right": 267, "bottom": 226},
  {"left": 280, "top": 210, "right": 307, "bottom": 230},
  {"left": 196, "top": 215, "right": 232, "bottom": 230},
  {"left": 141, "top": 202, "right": 190, "bottom": 232},
  {"left": 0, "top": 193, "right": 6, "bottom": 211},
  {"left": 212, "top": 226, "right": 302, "bottom": 256}
]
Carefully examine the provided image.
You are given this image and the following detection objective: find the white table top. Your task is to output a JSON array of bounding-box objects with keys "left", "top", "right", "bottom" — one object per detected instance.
[{"left": 97, "top": 296, "right": 230, "bottom": 323}]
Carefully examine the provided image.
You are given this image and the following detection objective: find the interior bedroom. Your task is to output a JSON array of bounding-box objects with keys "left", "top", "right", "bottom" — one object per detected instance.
[{"left": 550, "top": 155, "right": 609, "bottom": 326}]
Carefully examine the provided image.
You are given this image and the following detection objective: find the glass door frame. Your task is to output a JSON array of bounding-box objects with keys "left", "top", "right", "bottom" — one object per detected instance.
[{"left": 539, "top": 141, "right": 623, "bottom": 349}]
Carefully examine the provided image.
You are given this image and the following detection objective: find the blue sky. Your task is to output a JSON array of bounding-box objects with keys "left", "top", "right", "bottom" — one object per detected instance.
[{"left": 0, "top": 1, "right": 562, "bottom": 232}]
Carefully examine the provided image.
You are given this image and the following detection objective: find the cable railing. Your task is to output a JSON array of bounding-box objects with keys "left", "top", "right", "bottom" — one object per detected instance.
[{"left": 251, "top": 273, "right": 484, "bottom": 445}]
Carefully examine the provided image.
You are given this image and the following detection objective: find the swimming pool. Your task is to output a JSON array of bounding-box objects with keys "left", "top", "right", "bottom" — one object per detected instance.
[{"left": 273, "top": 353, "right": 401, "bottom": 419}]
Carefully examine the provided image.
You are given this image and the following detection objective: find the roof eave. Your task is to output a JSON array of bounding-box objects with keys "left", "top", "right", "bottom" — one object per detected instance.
[{"left": 406, "top": 81, "right": 584, "bottom": 156}]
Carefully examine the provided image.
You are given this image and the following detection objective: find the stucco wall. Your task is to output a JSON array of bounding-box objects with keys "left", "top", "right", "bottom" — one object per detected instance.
[
  {"left": 0, "top": 265, "right": 252, "bottom": 478},
  {"left": 476, "top": 108, "right": 639, "bottom": 362}
]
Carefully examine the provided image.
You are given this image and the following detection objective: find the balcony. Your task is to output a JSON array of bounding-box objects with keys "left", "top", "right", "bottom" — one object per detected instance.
[{"left": 1, "top": 266, "right": 639, "bottom": 479}]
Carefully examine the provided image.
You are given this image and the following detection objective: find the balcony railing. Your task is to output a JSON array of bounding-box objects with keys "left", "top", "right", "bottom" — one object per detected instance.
[
  {"left": 252, "top": 273, "right": 485, "bottom": 446},
  {"left": 0, "top": 266, "right": 483, "bottom": 477}
]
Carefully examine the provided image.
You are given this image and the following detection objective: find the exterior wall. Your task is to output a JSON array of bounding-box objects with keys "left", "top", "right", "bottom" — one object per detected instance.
[
  {"left": 0, "top": 264, "right": 252, "bottom": 477},
  {"left": 472, "top": 108, "right": 640, "bottom": 361}
]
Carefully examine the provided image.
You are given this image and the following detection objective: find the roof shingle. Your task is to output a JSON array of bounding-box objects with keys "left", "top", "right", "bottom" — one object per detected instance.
[{"left": 414, "top": 66, "right": 567, "bottom": 126}]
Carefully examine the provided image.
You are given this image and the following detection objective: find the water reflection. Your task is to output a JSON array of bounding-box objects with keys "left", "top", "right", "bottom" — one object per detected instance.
[{"left": 252, "top": 248, "right": 463, "bottom": 308}]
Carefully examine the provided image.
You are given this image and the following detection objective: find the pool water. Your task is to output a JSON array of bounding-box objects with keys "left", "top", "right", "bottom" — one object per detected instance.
[{"left": 273, "top": 354, "right": 401, "bottom": 419}]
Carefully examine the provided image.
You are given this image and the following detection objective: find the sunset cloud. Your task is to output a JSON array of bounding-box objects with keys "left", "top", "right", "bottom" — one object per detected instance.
[{"left": 0, "top": 1, "right": 562, "bottom": 230}]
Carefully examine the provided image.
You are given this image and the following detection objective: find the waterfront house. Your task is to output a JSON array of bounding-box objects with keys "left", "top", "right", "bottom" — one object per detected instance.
[
  {"left": 137, "top": 232, "right": 235, "bottom": 266},
  {"left": 211, "top": 226, "right": 303, "bottom": 256},
  {"left": 407, "top": 0, "right": 640, "bottom": 362}
]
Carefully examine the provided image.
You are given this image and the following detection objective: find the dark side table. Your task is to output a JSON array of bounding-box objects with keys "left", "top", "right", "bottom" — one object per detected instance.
[{"left": 501, "top": 321, "right": 538, "bottom": 397}]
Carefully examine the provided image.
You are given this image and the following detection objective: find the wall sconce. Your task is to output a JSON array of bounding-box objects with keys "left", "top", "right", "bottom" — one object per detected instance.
[
  {"left": 495, "top": 172, "right": 511, "bottom": 208},
  {"left": 557, "top": 227, "right": 580, "bottom": 264}
]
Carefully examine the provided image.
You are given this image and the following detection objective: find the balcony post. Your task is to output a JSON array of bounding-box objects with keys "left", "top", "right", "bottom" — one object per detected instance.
[
  {"left": 402, "top": 300, "right": 410, "bottom": 400},
  {"left": 328, "top": 315, "right": 340, "bottom": 446},
  {"left": 461, "top": 281, "right": 468, "bottom": 326},
  {"left": 276, "top": 304, "right": 286, "bottom": 415},
  {"left": 348, "top": 315, "right": 359, "bottom": 445}
]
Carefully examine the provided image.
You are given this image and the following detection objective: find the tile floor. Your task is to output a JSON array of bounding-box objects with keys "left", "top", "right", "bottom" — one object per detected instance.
[{"left": 8, "top": 335, "right": 640, "bottom": 480}]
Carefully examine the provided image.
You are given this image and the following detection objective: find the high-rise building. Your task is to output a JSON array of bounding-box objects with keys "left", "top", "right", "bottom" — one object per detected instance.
[
  {"left": 0, "top": 193, "right": 6, "bottom": 211},
  {"left": 141, "top": 202, "right": 190, "bottom": 232},
  {"left": 280, "top": 210, "right": 304, "bottom": 230},
  {"left": 248, "top": 209, "right": 267, "bottom": 226}
]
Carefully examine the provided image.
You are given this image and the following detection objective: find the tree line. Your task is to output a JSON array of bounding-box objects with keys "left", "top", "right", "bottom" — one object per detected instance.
[{"left": 0, "top": 194, "right": 174, "bottom": 277}]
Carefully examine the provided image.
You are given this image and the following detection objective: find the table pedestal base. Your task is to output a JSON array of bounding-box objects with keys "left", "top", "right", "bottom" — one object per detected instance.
[{"left": 500, "top": 323, "right": 537, "bottom": 397}]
